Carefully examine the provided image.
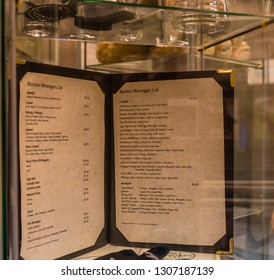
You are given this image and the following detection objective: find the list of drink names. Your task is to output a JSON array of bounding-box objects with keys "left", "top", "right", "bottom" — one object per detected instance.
[
  {"left": 113, "top": 78, "right": 227, "bottom": 245},
  {"left": 19, "top": 73, "right": 105, "bottom": 259}
]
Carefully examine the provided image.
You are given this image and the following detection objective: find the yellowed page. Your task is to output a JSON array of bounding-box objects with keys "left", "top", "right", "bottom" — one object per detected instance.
[
  {"left": 19, "top": 72, "right": 105, "bottom": 259},
  {"left": 113, "top": 77, "right": 226, "bottom": 246}
]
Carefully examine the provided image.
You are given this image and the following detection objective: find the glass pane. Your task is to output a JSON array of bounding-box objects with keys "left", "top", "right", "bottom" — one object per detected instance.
[{"left": 10, "top": 0, "right": 274, "bottom": 260}]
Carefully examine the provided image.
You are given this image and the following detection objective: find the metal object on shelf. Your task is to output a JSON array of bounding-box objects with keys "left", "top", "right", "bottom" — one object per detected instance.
[{"left": 24, "top": 1, "right": 77, "bottom": 22}]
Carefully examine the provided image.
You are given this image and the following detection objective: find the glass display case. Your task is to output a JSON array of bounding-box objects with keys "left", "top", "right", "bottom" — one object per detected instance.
[{"left": 3, "top": 0, "right": 274, "bottom": 260}]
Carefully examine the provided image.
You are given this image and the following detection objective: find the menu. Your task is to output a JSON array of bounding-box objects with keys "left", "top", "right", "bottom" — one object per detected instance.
[{"left": 16, "top": 62, "right": 234, "bottom": 259}]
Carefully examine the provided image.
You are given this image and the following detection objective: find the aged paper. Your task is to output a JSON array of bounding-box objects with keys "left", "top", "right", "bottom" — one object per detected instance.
[
  {"left": 19, "top": 73, "right": 105, "bottom": 259},
  {"left": 113, "top": 78, "right": 226, "bottom": 246}
]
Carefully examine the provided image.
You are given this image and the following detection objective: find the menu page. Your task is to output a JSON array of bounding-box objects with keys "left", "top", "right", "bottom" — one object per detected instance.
[
  {"left": 113, "top": 77, "right": 227, "bottom": 247},
  {"left": 19, "top": 72, "right": 105, "bottom": 259}
]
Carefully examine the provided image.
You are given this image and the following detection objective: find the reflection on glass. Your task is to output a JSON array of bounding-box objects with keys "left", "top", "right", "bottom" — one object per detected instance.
[
  {"left": 116, "top": 0, "right": 143, "bottom": 42},
  {"left": 162, "top": 16, "right": 190, "bottom": 46},
  {"left": 117, "top": 28, "right": 143, "bottom": 42},
  {"left": 265, "top": 0, "right": 273, "bottom": 15},
  {"left": 74, "top": 2, "right": 100, "bottom": 41}
]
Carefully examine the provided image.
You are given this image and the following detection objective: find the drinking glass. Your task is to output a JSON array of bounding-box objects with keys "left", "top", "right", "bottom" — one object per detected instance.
[
  {"left": 159, "top": 0, "right": 229, "bottom": 35},
  {"left": 20, "top": 1, "right": 77, "bottom": 38}
]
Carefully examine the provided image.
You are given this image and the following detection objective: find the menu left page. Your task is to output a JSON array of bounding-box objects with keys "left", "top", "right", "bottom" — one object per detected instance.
[{"left": 19, "top": 70, "right": 105, "bottom": 259}]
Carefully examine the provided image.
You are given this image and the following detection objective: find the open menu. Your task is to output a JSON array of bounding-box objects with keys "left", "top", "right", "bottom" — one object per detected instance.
[{"left": 16, "top": 62, "right": 234, "bottom": 259}]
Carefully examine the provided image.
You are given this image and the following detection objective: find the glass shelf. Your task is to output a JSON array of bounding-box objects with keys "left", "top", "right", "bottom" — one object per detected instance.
[
  {"left": 16, "top": 1, "right": 274, "bottom": 50},
  {"left": 202, "top": 54, "right": 263, "bottom": 69}
]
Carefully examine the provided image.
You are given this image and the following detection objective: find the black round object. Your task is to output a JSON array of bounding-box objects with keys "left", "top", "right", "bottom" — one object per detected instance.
[{"left": 24, "top": 3, "right": 77, "bottom": 22}]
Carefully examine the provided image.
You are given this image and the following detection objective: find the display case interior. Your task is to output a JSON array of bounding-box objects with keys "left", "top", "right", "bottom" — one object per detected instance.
[
  {"left": 9, "top": 1, "right": 274, "bottom": 260},
  {"left": 15, "top": 1, "right": 274, "bottom": 69}
]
